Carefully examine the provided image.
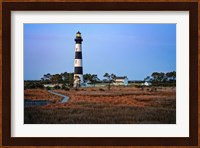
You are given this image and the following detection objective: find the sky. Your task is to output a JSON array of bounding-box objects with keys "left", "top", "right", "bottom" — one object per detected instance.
[{"left": 24, "top": 24, "right": 176, "bottom": 81}]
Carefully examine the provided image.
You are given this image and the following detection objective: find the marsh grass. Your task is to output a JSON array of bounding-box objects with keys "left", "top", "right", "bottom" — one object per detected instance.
[
  {"left": 24, "top": 89, "right": 62, "bottom": 103},
  {"left": 24, "top": 87, "right": 176, "bottom": 124}
]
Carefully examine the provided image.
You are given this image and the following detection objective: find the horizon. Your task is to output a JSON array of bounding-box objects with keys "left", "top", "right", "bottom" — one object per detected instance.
[
  {"left": 24, "top": 71, "right": 176, "bottom": 81},
  {"left": 24, "top": 24, "right": 176, "bottom": 81}
]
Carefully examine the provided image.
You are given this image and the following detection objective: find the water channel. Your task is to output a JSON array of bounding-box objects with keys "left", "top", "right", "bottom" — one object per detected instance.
[{"left": 24, "top": 91, "right": 69, "bottom": 107}]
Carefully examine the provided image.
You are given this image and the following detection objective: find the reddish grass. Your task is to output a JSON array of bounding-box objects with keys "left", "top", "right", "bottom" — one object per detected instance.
[
  {"left": 52, "top": 87, "right": 175, "bottom": 108},
  {"left": 24, "top": 86, "right": 176, "bottom": 124},
  {"left": 24, "top": 89, "right": 62, "bottom": 103}
]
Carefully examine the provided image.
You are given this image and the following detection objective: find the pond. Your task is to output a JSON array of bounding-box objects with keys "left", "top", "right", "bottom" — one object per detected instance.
[{"left": 24, "top": 99, "right": 52, "bottom": 107}]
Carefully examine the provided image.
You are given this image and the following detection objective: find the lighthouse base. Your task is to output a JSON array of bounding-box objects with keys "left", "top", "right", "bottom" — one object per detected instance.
[{"left": 73, "top": 74, "right": 84, "bottom": 87}]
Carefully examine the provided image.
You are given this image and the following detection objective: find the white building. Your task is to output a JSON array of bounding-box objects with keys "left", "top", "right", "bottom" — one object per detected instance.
[
  {"left": 43, "top": 83, "right": 62, "bottom": 88},
  {"left": 113, "top": 76, "right": 128, "bottom": 86},
  {"left": 142, "top": 81, "right": 151, "bottom": 86}
]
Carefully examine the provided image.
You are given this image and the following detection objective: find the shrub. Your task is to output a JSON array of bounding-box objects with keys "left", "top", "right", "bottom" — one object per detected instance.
[
  {"left": 46, "top": 86, "right": 51, "bottom": 90},
  {"left": 62, "top": 84, "right": 66, "bottom": 90},
  {"left": 24, "top": 81, "right": 44, "bottom": 89},
  {"left": 65, "top": 87, "right": 70, "bottom": 91},
  {"left": 54, "top": 85, "right": 61, "bottom": 89}
]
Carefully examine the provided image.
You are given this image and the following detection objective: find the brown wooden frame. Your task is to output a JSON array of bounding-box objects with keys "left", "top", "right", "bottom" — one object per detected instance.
[{"left": 2, "top": 1, "right": 198, "bottom": 146}]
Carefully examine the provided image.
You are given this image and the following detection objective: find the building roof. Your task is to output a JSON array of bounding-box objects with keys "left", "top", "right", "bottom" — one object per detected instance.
[{"left": 115, "top": 76, "right": 127, "bottom": 79}]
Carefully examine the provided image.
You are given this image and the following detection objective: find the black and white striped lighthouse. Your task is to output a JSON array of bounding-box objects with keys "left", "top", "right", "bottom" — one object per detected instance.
[{"left": 74, "top": 31, "right": 84, "bottom": 86}]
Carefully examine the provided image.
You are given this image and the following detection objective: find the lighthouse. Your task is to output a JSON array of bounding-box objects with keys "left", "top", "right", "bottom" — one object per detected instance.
[{"left": 74, "top": 31, "right": 84, "bottom": 87}]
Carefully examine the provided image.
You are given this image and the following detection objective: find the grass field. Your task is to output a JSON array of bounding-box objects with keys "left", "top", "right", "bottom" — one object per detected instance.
[
  {"left": 24, "top": 89, "right": 62, "bottom": 103},
  {"left": 24, "top": 86, "right": 176, "bottom": 124}
]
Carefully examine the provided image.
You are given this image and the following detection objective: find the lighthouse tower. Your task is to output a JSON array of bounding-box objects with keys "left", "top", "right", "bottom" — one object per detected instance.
[{"left": 74, "top": 31, "right": 84, "bottom": 87}]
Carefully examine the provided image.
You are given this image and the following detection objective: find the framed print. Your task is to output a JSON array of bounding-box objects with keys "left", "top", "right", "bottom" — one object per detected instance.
[{"left": 2, "top": 1, "right": 198, "bottom": 146}]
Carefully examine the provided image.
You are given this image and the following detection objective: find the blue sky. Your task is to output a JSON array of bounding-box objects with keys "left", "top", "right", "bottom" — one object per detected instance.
[{"left": 24, "top": 24, "right": 176, "bottom": 80}]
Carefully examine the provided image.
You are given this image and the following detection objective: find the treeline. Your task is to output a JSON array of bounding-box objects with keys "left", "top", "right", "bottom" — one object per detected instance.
[
  {"left": 24, "top": 80, "right": 44, "bottom": 89},
  {"left": 24, "top": 71, "right": 176, "bottom": 89},
  {"left": 41, "top": 72, "right": 74, "bottom": 87},
  {"left": 24, "top": 72, "right": 101, "bottom": 89},
  {"left": 24, "top": 72, "right": 74, "bottom": 89},
  {"left": 24, "top": 72, "right": 113, "bottom": 89},
  {"left": 144, "top": 71, "right": 176, "bottom": 86}
]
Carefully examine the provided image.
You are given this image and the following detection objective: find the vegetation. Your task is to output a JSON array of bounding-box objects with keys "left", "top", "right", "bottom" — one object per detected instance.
[
  {"left": 46, "top": 86, "right": 51, "bottom": 90},
  {"left": 24, "top": 71, "right": 176, "bottom": 124},
  {"left": 103, "top": 73, "right": 116, "bottom": 90},
  {"left": 25, "top": 71, "right": 176, "bottom": 90},
  {"left": 83, "top": 73, "right": 100, "bottom": 87},
  {"left": 24, "top": 87, "right": 176, "bottom": 124},
  {"left": 41, "top": 72, "right": 74, "bottom": 87},
  {"left": 24, "top": 89, "right": 62, "bottom": 103},
  {"left": 144, "top": 71, "right": 176, "bottom": 86},
  {"left": 24, "top": 81, "right": 44, "bottom": 89},
  {"left": 54, "top": 85, "right": 61, "bottom": 89}
]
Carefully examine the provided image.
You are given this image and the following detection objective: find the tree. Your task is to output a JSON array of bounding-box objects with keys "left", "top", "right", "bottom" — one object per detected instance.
[
  {"left": 111, "top": 73, "right": 116, "bottom": 80},
  {"left": 104, "top": 73, "right": 110, "bottom": 79},
  {"left": 51, "top": 74, "right": 63, "bottom": 84},
  {"left": 103, "top": 73, "right": 115, "bottom": 90},
  {"left": 144, "top": 76, "right": 150, "bottom": 82},
  {"left": 84, "top": 73, "right": 100, "bottom": 87},
  {"left": 83, "top": 73, "right": 92, "bottom": 82},
  {"left": 61, "top": 72, "right": 68, "bottom": 82},
  {"left": 41, "top": 72, "right": 75, "bottom": 88},
  {"left": 91, "top": 74, "right": 99, "bottom": 87},
  {"left": 144, "top": 71, "right": 176, "bottom": 86},
  {"left": 151, "top": 72, "right": 165, "bottom": 84},
  {"left": 67, "top": 73, "right": 74, "bottom": 87},
  {"left": 172, "top": 71, "right": 176, "bottom": 81},
  {"left": 41, "top": 73, "right": 52, "bottom": 83},
  {"left": 166, "top": 71, "right": 176, "bottom": 82},
  {"left": 61, "top": 72, "right": 74, "bottom": 87}
]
